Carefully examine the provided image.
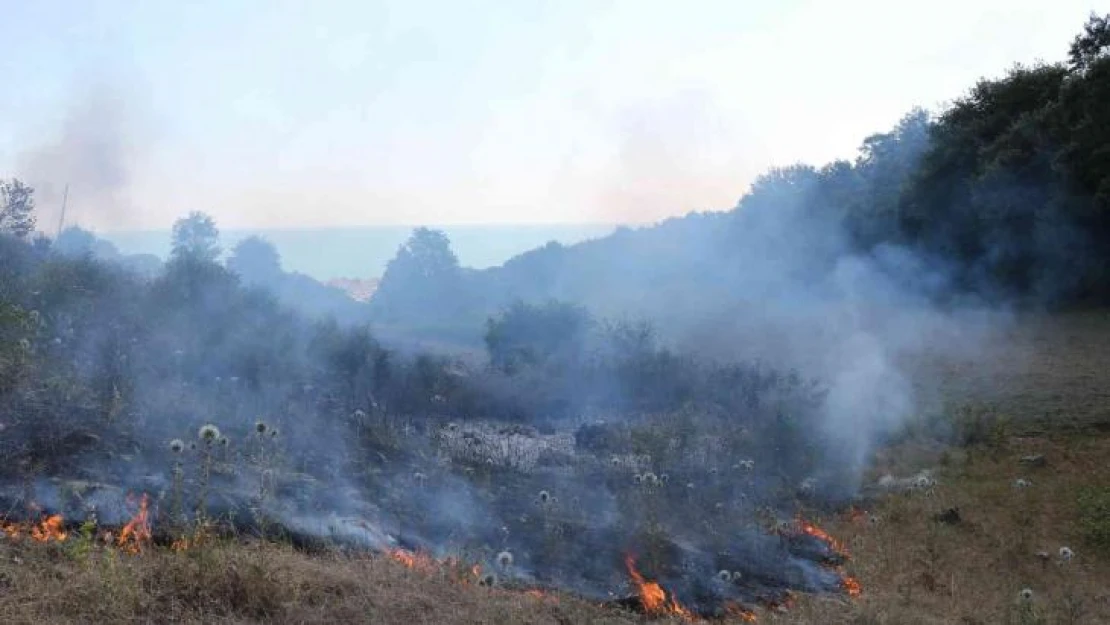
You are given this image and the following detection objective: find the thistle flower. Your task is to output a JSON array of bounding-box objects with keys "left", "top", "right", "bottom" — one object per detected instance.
[
  {"left": 731, "top": 571, "right": 743, "bottom": 582},
  {"left": 169, "top": 439, "right": 185, "bottom": 453},
  {"left": 479, "top": 573, "right": 497, "bottom": 587},
  {"left": 633, "top": 474, "right": 643, "bottom": 484},
  {"left": 198, "top": 424, "right": 221, "bottom": 443},
  {"left": 255, "top": 421, "right": 268, "bottom": 434},
  {"left": 538, "top": 490, "right": 550, "bottom": 504},
  {"left": 1058, "top": 546, "right": 1074, "bottom": 561},
  {"left": 496, "top": 550, "right": 513, "bottom": 570},
  {"left": 219, "top": 436, "right": 230, "bottom": 447},
  {"left": 659, "top": 473, "right": 669, "bottom": 484},
  {"left": 1013, "top": 478, "right": 1031, "bottom": 489},
  {"left": 717, "top": 569, "right": 731, "bottom": 582},
  {"left": 1018, "top": 588, "right": 1034, "bottom": 602}
]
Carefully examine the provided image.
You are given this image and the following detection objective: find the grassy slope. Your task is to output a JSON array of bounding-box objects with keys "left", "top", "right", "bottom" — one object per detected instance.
[{"left": 2, "top": 313, "right": 1109, "bottom": 624}]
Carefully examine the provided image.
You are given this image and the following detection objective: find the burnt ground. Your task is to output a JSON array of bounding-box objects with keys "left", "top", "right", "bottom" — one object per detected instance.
[{"left": 1, "top": 311, "right": 1110, "bottom": 623}]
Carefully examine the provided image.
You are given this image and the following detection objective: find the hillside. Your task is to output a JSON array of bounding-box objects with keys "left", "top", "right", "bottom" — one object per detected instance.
[
  {"left": 369, "top": 19, "right": 1110, "bottom": 348},
  {"left": 1, "top": 312, "right": 1108, "bottom": 624}
]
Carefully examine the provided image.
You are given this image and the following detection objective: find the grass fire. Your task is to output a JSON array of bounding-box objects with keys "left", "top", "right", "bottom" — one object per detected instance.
[{"left": 2, "top": 7, "right": 1110, "bottom": 624}]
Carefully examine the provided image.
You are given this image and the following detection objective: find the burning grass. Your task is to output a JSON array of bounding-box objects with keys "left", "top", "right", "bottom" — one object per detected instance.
[{"left": 0, "top": 429, "right": 1107, "bottom": 623}]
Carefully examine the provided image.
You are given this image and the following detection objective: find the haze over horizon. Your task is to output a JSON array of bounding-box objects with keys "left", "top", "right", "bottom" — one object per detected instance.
[{"left": 1, "top": 1, "right": 1100, "bottom": 234}]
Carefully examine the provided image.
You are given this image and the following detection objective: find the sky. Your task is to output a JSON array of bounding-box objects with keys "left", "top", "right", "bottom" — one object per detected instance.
[{"left": 0, "top": 0, "right": 1104, "bottom": 232}]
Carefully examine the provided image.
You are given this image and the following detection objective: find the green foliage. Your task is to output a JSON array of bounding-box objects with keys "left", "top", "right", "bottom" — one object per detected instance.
[
  {"left": 226, "top": 236, "right": 282, "bottom": 286},
  {"left": 1077, "top": 485, "right": 1110, "bottom": 553},
  {"left": 484, "top": 299, "right": 592, "bottom": 374},
  {"left": 1069, "top": 13, "right": 1110, "bottom": 71},
  {"left": 171, "top": 211, "right": 221, "bottom": 263},
  {"left": 370, "top": 227, "right": 468, "bottom": 325}
]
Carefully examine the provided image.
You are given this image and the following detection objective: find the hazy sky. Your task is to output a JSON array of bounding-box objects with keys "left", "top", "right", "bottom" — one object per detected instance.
[{"left": 0, "top": 1, "right": 1102, "bottom": 231}]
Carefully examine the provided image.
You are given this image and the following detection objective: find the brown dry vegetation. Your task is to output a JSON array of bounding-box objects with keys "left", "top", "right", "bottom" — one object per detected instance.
[{"left": 2, "top": 312, "right": 1109, "bottom": 624}]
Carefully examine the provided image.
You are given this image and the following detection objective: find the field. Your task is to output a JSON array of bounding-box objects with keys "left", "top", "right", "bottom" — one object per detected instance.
[{"left": 1, "top": 312, "right": 1109, "bottom": 624}]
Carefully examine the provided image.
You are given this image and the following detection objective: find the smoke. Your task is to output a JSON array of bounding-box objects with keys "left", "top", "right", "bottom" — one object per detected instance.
[
  {"left": 16, "top": 81, "right": 143, "bottom": 234},
  {"left": 0, "top": 110, "right": 1016, "bottom": 617}
]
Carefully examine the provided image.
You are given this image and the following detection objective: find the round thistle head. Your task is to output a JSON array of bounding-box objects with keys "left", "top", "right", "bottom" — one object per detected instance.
[
  {"left": 1019, "top": 588, "right": 1034, "bottom": 601},
  {"left": 1059, "top": 546, "right": 1074, "bottom": 561},
  {"left": 189, "top": 442, "right": 197, "bottom": 451},
  {"left": 255, "top": 421, "right": 268, "bottom": 434},
  {"left": 538, "top": 490, "right": 550, "bottom": 504},
  {"left": 659, "top": 473, "right": 669, "bottom": 484},
  {"left": 643, "top": 472, "right": 658, "bottom": 485},
  {"left": 198, "top": 424, "right": 221, "bottom": 443},
  {"left": 479, "top": 573, "right": 497, "bottom": 587},
  {"left": 717, "top": 569, "right": 731, "bottom": 582},
  {"left": 219, "top": 436, "right": 230, "bottom": 447},
  {"left": 169, "top": 439, "right": 185, "bottom": 454},
  {"left": 634, "top": 474, "right": 643, "bottom": 484},
  {"left": 731, "top": 571, "right": 743, "bottom": 582},
  {"left": 496, "top": 551, "right": 513, "bottom": 569}
]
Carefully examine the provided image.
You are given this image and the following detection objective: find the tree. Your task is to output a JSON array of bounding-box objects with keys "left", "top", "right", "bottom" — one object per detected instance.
[
  {"left": 227, "top": 236, "right": 282, "bottom": 286},
  {"left": 484, "top": 299, "right": 592, "bottom": 374},
  {"left": 170, "top": 211, "right": 221, "bottom": 262},
  {"left": 0, "top": 179, "right": 36, "bottom": 239},
  {"left": 1069, "top": 13, "right": 1110, "bottom": 71},
  {"left": 370, "top": 227, "right": 464, "bottom": 322}
]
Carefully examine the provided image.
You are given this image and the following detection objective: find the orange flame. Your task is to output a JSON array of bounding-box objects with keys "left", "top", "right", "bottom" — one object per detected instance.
[
  {"left": 388, "top": 548, "right": 439, "bottom": 573},
  {"left": 623, "top": 554, "right": 694, "bottom": 620},
  {"left": 2, "top": 513, "right": 68, "bottom": 542},
  {"left": 842, "top": 574, "right": 862, "bottom": 597},
  {"left": 796, "top": 516, "right": 849, "bottom": 559},
  {"left": 117, "top": 494, "right": 151, "bottom": 554},
  {"left": 31, "top": 514, "right": 67, "bottom": 542},
  {"left": 793, "top": 516, "right": 862, "bottom": 598}
]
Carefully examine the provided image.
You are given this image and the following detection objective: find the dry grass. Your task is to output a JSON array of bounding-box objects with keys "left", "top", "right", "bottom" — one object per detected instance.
[
  {"left": 0, "top": 539, "right": 660, "bottom": 625},
  {"left": 2, "top": 312, "right": 1109, "bottom": 624}
]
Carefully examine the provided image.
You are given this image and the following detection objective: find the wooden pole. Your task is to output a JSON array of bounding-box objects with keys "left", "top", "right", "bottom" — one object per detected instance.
[{"left": 56, "top": 184, "right": 69, "bottom": 237}]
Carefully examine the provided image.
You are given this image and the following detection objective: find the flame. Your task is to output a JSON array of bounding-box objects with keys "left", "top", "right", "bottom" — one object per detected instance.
[
  {"left": 31, "top": 514, "right": 67, "bottom": 542},
  {"left": 117, "top": 493, "right": 151, "bottom": 554},
  {"left": 796, "top": 516, "right": 849, "bottom": 559},
  {"left": 793, "top": 516, "right": 862, "bottom": 598},
  {"left": 842, "top": 574, "right": 862, "bottom": 597},
  {"left": 623, "top": 554, "right": 694, "bottom": 620},
  {"left": 2, "top": 513, "right": 68, "bottom": 542},
  {"left": 388, "top": 548, "right": 439, "bottom": 573}
]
